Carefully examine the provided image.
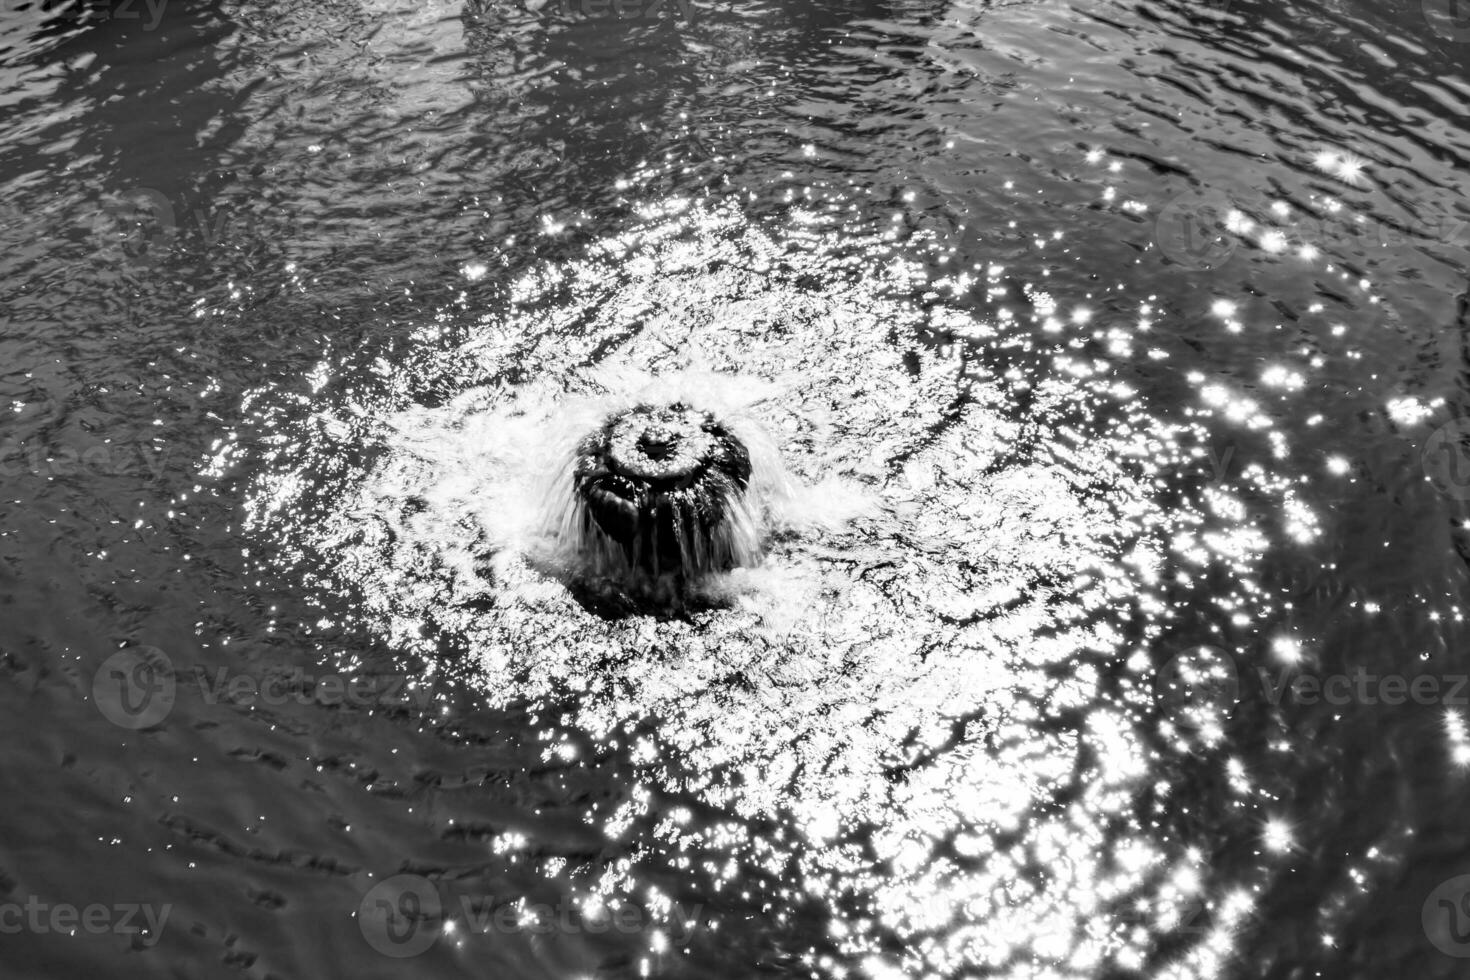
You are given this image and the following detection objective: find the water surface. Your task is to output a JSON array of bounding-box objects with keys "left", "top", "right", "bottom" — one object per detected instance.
[{"left": 1, "top": 0, "right": 1468, "bottom": 978}]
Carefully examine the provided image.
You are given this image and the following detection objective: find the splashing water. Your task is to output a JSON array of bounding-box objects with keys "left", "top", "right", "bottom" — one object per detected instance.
[{"left": 220, "top": 196, "right": 1325, "bottom": 978}]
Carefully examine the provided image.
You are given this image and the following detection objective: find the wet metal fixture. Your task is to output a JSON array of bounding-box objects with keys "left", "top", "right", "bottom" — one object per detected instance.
[{"left": 569, "top": 402, "right": 759, "bottom": 587}]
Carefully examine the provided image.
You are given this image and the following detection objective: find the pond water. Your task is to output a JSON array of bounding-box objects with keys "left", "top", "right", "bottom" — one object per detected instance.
[{"left": 1, "top": 0, "right": 1469, "bottom": 978}]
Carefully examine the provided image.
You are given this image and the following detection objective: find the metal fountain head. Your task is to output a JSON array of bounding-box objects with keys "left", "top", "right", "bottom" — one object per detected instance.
[{"left": 568, "top": 401, "right": 757, "bottom": 588}]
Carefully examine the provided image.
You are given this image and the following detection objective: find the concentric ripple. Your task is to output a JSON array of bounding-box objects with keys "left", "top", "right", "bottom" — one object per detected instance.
[{"left": 222, "top": 197, "right": 1322, "bottom": 978}]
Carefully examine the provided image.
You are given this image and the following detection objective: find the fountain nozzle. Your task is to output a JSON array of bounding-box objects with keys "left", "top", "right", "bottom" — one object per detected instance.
[
  {"left": 565, "top": 402, "right": 758, "bottom": 589},
  {"left": 636, "top": 426, "right": 680, "bottom": 461}
]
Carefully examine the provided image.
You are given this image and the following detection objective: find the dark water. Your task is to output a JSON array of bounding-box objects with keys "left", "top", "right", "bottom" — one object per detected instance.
[{"left": 2, "top": 0, "right": 1470, "bottom": 977}]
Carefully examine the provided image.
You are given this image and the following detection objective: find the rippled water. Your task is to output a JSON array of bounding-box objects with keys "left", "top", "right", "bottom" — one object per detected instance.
[{"left": 2, "top": 1, "right": 1469, "bottom": 978}]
